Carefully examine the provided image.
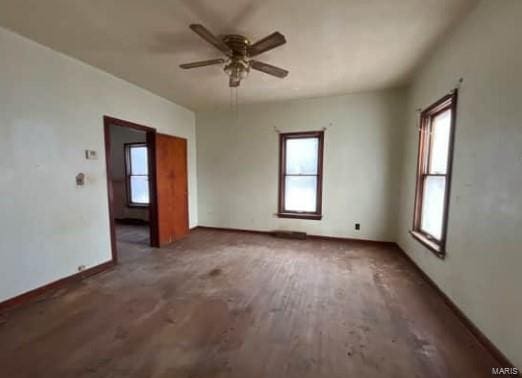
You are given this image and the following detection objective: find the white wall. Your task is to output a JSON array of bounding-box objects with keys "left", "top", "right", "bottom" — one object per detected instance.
[
  {"left": 197, "top": 89, "right": 406, "bottom": 241},
  {"left": 396, "top": 0, "right": 522, "bottom": 368},
  {"left": 2, "top": 0, "right": 520, "bottom": 367},
  {"left": 109, "top": 126, "right": 148, "bottom": 222},
  {"left": 0, "top": 27, "right": 197, "bottom": 302}
]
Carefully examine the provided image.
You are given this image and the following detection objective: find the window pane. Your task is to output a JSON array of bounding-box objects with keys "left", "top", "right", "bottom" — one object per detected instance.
[
  {"left": 429, "top": 110, "right": 451, "bottom": 174},
  {"left": 130, "top": 176, "right": 149, "bottom": 204},
  {"left": 284, "top": 176, "right": 317, "bottom": 212},
  {"left": 286, "top": 138, "right": 318, "bottom": 174},
  {"left": 420, "top": 176, "right": 446, "bottom": 240},
  {"left": 130, "top": 146, "right": 148, "bottom": 175}
]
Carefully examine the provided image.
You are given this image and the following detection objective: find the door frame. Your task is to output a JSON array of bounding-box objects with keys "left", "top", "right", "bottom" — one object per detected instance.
[{"left": 103, "top": 116, "right": 160, "bottom": 264}]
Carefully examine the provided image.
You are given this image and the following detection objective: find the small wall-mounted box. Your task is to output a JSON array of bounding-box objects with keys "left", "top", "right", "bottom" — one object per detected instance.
[
  {"left": 76, "top": 173, "right": 85, "bottom": 186},
  {"left": 85, "top": 150, "right": 97, "bottom": 160}
]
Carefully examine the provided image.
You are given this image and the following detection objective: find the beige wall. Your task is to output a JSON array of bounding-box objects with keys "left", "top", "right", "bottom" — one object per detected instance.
[
  {"left": 397, "top": 0, "right": 522, "bottom": 368},
  {"left": 109, "top": 125, "right": 148, "bottom": 222},
  {"left": 0, "top": 26, "right": 197, "bottom": 302},
  {"left": 196, "top": 89, "right": 407, "bottom": 241}
]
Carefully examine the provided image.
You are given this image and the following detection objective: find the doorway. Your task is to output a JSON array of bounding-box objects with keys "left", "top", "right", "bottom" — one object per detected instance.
[
  {"left": 103, "top": 116, "right": 159, "bottom": 263},
  {"left": 103, "top": 116, "right": 190, "bottom": 263}
]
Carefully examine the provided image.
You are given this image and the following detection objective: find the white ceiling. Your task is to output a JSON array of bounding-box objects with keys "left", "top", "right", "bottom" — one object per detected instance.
[{"left": 0, "top": 0, "right": 477, "bottom": 111}]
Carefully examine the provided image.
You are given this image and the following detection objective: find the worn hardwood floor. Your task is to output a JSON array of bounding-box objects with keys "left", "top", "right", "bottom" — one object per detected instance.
[{"left": 0, "top": 228, "right": 500, "bottom": 378}]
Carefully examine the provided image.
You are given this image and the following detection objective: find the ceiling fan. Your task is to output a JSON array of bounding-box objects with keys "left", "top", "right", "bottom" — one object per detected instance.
[{"left": 179, "top": 24, "right": 288, "bottom": 87}]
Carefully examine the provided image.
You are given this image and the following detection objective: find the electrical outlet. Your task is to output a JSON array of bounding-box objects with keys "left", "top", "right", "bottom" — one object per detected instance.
[{"left": 355, "top": 223, "right": 360, "bottom": 231}]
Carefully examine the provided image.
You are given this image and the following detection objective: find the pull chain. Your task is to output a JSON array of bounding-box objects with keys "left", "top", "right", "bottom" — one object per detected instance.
[
  {"left": 230, "top": 86, "right": 233, "bottom": 111},
  {"left": 228, "top": 85, "right": 240, "bottom": 126},
  {"left": 234, "top": 87, "right": 239, "bottom": 126}
]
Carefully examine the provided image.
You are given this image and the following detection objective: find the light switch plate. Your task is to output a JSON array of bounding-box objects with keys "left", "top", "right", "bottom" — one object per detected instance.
[{"left": 85, "top": 150, "right": 97, "bottom": 160}]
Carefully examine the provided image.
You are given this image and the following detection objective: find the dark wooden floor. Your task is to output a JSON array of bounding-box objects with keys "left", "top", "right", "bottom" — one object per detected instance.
[
  {"left": 0, "top": 228, "right": 500, "bottom": 378},
  {"left": 115, "top": 224, "right": 150, "bottom": 263}
]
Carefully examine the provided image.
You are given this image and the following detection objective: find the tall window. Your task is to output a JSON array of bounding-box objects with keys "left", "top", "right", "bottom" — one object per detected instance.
[
  {"left": 125, "top": 143, "right": 150, "bottom": 206},
  {"left": 278, "top": 131, "right": 324, "bottom": 220},
  {"left": 412, "top": 91, "right": 457, "bottom": 256}
]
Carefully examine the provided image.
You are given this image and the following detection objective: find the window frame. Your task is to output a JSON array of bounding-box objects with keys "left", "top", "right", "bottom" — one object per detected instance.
[
  {"left": 411, "top": 91, "right": 458, "bottom": 258},
  {"left": 124, "top": 142, "right": 150, "bottom": 208},
  {"left": 278, "top": 131, "right": 324, "bottom": 220}
]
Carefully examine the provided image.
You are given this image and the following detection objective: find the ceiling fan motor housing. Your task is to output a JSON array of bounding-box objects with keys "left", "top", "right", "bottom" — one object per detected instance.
[{"left": 223, "top": 35, "right": 251, "bottom": 56}]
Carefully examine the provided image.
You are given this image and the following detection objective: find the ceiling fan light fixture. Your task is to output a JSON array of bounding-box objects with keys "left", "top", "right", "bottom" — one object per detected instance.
[{"left": 224, "top": 59, "right": 250, "bottom": 80}]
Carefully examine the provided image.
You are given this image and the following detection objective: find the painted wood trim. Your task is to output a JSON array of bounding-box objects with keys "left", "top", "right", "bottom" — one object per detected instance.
[
  {"left": 412, "top": 91, "right": 458, "bottom": 257},
  {"left": 103, "top": 116, "right": 160, "bottom": 252},
  {"left": 192, "top": 226, "right": 394, "bottom": 246},
  {"left": 0, "top": 261, "right": 114, "bottom": 313},
  {"left": 278, "top": 130, "right": 324, "bottom": 219}
]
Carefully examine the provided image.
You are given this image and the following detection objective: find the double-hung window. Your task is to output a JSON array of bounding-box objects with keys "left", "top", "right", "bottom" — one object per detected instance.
[
  {"left": 125, "top": 143, "right": 150, "bottom": 207},
  {"left": 278, "top": 131, "right": 324, "bottom": 220},
  {"left": 411, "top": 91, "right": 458, "bottom": 256}
]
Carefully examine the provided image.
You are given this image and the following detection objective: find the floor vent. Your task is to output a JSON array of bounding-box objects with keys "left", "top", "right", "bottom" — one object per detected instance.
[{"left": 271, "top": 230, "right": 307, "bottom": 240}]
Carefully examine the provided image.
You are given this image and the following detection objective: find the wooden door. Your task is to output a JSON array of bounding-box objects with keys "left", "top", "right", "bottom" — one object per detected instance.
[{"left": 155, "top": 133, "right": 189, "bottom": 246}]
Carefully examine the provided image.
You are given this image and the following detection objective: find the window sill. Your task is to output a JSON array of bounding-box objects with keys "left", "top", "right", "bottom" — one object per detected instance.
[
  {"left": 409, "top": 230, "right": 445, "bottom": 259},
  {"left": 277, "top": 212, "right": 322, "bottom": 220},
  {"left": 127, "top": 203, "right": 150, "bottom": 209}
]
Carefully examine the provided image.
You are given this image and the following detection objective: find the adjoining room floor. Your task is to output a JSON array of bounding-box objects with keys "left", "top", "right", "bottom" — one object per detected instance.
[
  {"left": 115, "top": 223, "right": 150, "bottom": 263},
  {"left": 0, "top": 229, "right": 499, "bottom": 378}
]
